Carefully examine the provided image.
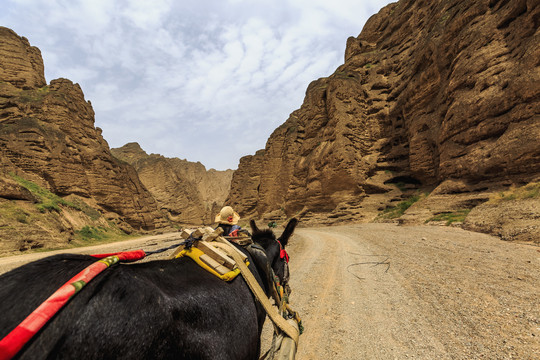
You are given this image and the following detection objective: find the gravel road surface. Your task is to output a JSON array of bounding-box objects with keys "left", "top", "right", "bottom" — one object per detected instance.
[{"left": 279, "top": 224, "right": 540, "bottom": 360}]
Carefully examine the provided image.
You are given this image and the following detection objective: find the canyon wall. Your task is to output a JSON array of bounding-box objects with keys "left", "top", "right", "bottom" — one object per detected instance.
[
  {"left": 0, "top": 27, "right": 168, "bottom": 253},
  {"left": 112, "top": 143, "right": 233, "bottom": 225},
  {"left": 227, "top": 0, "right": 539, "bottom": 238}
]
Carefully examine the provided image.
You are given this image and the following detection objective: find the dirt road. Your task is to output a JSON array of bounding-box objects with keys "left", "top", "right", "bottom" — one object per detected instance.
[
  {"left": 279, "top": 224, "right": 540, "bottom": 360},
  {"left": 0, "top": 232, "right": 185, "bottom": 275},
  {"left": 1, "top": 224, "right": 539, "bottom": 359}
]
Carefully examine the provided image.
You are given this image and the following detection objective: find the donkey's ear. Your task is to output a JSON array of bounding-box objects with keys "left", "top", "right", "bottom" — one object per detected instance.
[
  {"left": 250, "top": 219, "right": 260, "bottom": 234},
  {"left": 278, "top": 218, "right": 298, "bottom": 246}
]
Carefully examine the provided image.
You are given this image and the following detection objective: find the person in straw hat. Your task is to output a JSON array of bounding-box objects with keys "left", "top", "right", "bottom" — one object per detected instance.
[{"left": 215, "top": 206, "right": 249, "bottom": 237}]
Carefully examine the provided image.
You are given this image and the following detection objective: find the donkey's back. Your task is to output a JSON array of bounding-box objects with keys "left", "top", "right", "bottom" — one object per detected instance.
[{"left": 0, "top": 254, "right": 262, "bottom": 360}]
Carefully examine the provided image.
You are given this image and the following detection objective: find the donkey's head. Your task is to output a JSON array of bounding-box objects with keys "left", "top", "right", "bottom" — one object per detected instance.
[{"left": 250, "top": 218, "right": 298, "bottom": 289}]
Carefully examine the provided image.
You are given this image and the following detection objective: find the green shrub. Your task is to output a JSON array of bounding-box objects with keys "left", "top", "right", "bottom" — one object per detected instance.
[
  {"left": 426, "top": 209, "right": 471, "bottom": 225},
  {"left": 378, "top": 195, "right": 421, "bottom": 219},
  {"left": 19, "top": 86, "right": 49, "bottom": 103},
  {"left": 37, "top": 201, "right": 61, "bottom": 213},
  {"left": 69, "top": 198, "right": 101, "bottom": 220},
  {"left": 77, "top": 226, "right": 105, "bottom": 241},
  {"left": 395, "top": 182, "right": 407, "bottom": 192},
  {"left": 73, "top": 224, "right": 135, "bottom": 245}
]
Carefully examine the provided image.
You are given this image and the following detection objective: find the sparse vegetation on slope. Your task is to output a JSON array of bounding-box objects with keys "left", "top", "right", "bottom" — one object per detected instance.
[
  {"left": 0, "top": 174, "right": 139, "bottom": 255},
  {"left": 425, "top": 209, "right": 471, "bottom": 226},
  {"left": 10, "top": 173, "right": 80, "bottom": 213},
  {"left": 489, "top": 182, "right": 540, "bottom": 203},
  {"left": 74, "top": 225, "right": 134, "bottom": 246},
  {"left": 377, "top": 194, "right": 422, "bottom": 220}
]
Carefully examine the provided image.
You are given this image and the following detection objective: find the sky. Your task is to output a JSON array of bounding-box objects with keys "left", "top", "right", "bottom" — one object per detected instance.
[{"left": 1, "top": 0, "right": 394, "bottom": 170}]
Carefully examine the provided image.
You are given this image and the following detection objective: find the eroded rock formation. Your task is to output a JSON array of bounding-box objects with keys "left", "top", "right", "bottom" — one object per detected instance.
[
  {"left": 0, "top": 27, "right": 45, "bottom": 89},
  {"left": 0, "top": 27, "right": 167, "bottom": 253},
  {"left": 228, "top": 0, "right": 540, "bottom": 239},
  {"left": 112, "top": 143, "right": 233, "bottom": 225}
]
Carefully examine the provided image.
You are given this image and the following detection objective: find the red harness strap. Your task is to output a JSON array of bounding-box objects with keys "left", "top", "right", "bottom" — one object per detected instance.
[
  {"left": 277, "top": 240, "right": 289, "bottom": 263},
  {"left": 0, "top": 250, "right": 146, "bottom": 360},
  {"left": 91, "top": 250, "right": 146, "bottom": 261}
]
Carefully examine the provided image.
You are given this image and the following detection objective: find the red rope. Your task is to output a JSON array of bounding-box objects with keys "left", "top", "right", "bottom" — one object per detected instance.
[{"left": 0, "top": 250, "right": 146, "bottom": 360}]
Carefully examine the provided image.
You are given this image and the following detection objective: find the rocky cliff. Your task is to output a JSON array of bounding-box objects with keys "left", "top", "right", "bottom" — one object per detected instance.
[
  {"left": 227, "top": 0, "right": 540, "bottom": 241},
  {"left": 0, "top": 27, "right": 168, "bottom": 254},
  {"left": 111, "top": 143, "right": 233, "bottom": 225}
]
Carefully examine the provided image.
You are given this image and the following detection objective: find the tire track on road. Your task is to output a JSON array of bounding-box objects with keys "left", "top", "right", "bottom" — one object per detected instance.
[
  {"left": 291, "top": 228, "right": 450, "bottom": 360},
  {"left": 292, "top": 230, "right": 341, "bottom": 359}
]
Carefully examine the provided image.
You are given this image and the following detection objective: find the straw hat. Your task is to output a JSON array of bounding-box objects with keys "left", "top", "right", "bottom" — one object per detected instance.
[{"left": 215, "top": 206, "right": 240, "bottom": 225}]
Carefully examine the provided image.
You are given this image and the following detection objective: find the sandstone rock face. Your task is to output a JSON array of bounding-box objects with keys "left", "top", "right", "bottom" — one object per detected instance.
[
  {"left": 226, "top": 150, "right": 266, "bottom": 218},
  {"left": 0, "top": 176, "right": 35, "bottom": 201},
  {"left": 464, "top": 197, "right": 540, "bottom": 243},
  {"left": 112, "top": 143, "right": 233, "bottom": 225},
  {"left": 229, "top": 0, "right": 540, "bottom": 230},
  {"left": 0, "top": 27, "right": 167, "bottom": 254},
  {"left": 0, "top": 27, "right": 46, "bottom": 89}
]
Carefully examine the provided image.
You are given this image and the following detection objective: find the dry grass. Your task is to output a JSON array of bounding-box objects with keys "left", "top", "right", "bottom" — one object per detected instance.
[{"left": 488, "top": 182, "right": 540, "bottom": 203}]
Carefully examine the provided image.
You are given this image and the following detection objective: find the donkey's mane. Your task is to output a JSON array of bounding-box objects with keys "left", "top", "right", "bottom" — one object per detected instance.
[{"left": 251, "top": 229, "right": 276, "bottom": 248}]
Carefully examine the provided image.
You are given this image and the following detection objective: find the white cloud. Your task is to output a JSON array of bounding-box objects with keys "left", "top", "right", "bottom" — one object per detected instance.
[
  {"left": 1, "top": 0, "right": 395, "bottom": 170},
  {"left": 120, "top": 0, "right": 173, "bottom": 30}
]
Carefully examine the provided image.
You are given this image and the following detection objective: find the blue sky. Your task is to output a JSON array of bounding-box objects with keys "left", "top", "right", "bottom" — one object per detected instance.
[{"left": 2, "top": 0, "right": 394, "bottom": 170}]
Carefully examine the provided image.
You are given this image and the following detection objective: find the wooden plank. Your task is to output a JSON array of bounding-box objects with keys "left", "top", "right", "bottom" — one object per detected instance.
[
  {"left": 213, "top": 242, "right": 248, "bottom": 262},
  {"left": 199, "top": 254, "right": 230, "bottom": 275},
  {"left": 202, "top": 231, "right": 221, "bottom": 242},
  {"left": 180, "top": 229, "right": 194, "bottom": 239},
  {"left": 191, "top": 228, "right": 207, "bottom": 238},
  {"left": 197, "top": 240, "right": 236, "bottom": 269},
  {"left": 204, "top": 227, "right": 224, "bottom": 242},
  {"left": 215, "top": 236, "right": 249, "bottom": 261},
  {"left": 169, "top": 244, "right": 186, "bottom": 259},
  {"left": 224, "top": 236, "right": 252, "bottom": 246}
]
